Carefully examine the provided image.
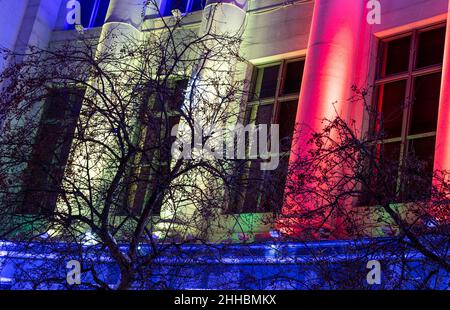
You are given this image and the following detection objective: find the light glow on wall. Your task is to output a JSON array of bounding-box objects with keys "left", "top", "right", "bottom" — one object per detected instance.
[{"left": 278, "top": 0, "right": 368, "bottom": 238}]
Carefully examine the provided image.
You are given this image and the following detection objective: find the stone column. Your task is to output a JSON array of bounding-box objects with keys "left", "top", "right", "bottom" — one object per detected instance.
[
  {"left": 0, "top": 0, "right": 29, "bottom": 72},
  {"left": 434, "top": 0, "right": 450, "bottom": 175},
  {"left": 162, "top": 0, "right": 248, "bottom": 239},
  {"left": 0, "top": 0, "right": 63, "bottom": 74},
  {"left": 278, "top": 0, "right": 368, "bottom": 238},
  {"left": 430, "top": 0, "right": 450, "bottom": 225},
  {"left": 70, "top": 0, "right": 144, "bottom": 209},
  {"left": 98, "top": 0, "right": 144, "bottom": 55}
]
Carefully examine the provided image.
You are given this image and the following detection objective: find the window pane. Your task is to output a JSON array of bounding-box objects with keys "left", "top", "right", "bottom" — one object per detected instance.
[
  {"left": 256, "top": 104, "right": 273, "bottom": 153},
  {"left": 408, "top": 137, "right": 436, "bottom": 172},
  {"left": 165, "top": 0, "right": 189, "bottom": 15},
  {"left": 381, "top": 141, "right": 401, "bottom": 196},
  {"left": 256, "top": 104, "right": 273, "bottom": 125},
  {"left": 92, "top": 0, "right": 110, "bottom": 27},
  {"left": 170, "top": 79, "right": 188, "bottom": 109},
  {"left": 410, "top": 73, "right": 441, "bottom": 135},
  {"left": 243, "top": 106, "right": 253, "bottom": 125},
  {"left": 416, "top": 27, "right": 446, "bottom": 68},
  {"left": 283, "top": 60, "right": 305, "bottom": 94},
  {"left": 403, "top": 136, "right": 436, "bottom": 201},
  {"left": 377, "top": 80, "right": 407, "bottom": 139},
  {"left": 64, "top": 0, "right": 110, "bottom": 29},
  {"left": 20, "top": 88, "right": 84, "bottom": 214},
  {"left": 360, "top": 142, "right": 401, "bottom": 206},
  {"left": 154, "top": 79, "right": 188, "bottom": 111},
  {"left": 279, "top": 100, "right": 298, "bottom": 152},
  {"left": 259, "top": 65, "right": 280, "bottom": 99},
  {"left": 191, "top": 0, "right": 206, "bottom": 12},
  {"left": 241, "top": 155, "right": 289, "bottom": 213},
  {"left": 259, "top": 155, "right": 289, "bottom": 212},
  {"left": 383, "top": 36, "right": 411, "bottom": 76},
  {"left": 241, "top": 160, "right": 264, "bottom": 212},
  {"left": 382, "top": 141, "right": 401, "bottom": 163}
]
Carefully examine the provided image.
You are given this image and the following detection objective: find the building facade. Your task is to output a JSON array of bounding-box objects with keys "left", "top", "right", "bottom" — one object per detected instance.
[{"left": 1, "top": 0, "right": 450, "bottom": 290}]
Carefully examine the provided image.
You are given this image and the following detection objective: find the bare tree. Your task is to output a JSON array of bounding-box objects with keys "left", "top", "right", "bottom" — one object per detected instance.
[
  {"left": 0, "top": 3, "right": 254, "bottom": 289},
  {"left": 0, "top": 2, "right": 448, "bottom": 289},
  {"left": 275, "top": 87, "right": 450, "bottom": 289}
]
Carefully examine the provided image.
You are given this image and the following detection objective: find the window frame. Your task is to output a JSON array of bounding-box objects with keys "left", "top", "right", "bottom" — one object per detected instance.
[
  {"left": 121, "top": 78, "right": 189, "bottom": 216},
  {"left": 234, "top": 57, "right": 305, "bottom": 213},
  {"left": 372, "top": 23, "right": 445, "bottom": 197},
  {"left": 159, "top": 0, "right": 206, "bottom": 17},
  {"left": 247, "top": 58, "right": 304, "bottom": 133},
  {"left": 19, "top": 86, "right": 85, "bottom": 214}
]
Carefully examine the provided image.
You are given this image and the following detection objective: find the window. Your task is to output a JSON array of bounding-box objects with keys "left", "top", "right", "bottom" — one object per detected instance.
[
  {"left": 160, "top": 0, "right": 206, "bottom": 17},
  {"left": 65, "top": 0, "right": 111, "bottom": 29},
  {"left": 230, "top": 59, "right": 305, "bottom": 213},
  {"left": 370, "top": 24, "right": 445, "bottom": 202},
  {"left": 20, "top": 88, "right": 85, "bottom": 214},
  {"left": 123, "top": 79, "right": 188, "bottom": 216}
]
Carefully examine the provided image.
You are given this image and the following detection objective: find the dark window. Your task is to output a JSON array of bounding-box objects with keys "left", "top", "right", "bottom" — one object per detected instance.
[
  {"left": 381, "top": 141, "right": 402, "bottom": 195},
  {"left": 370, "top": 24, "right": 445, "bottom": 204},
  {"left": 255, "top": 65, "right": 280, "bottom": 99},
  {"left": 410, "top": 73, "right": 441, "bottom": 135},
  {"left": 260, "top": 155, "right": 290, "bottom": 213},
  {"left": 382, "top": 141, "right": 401, "bottom": 164},
  {"left": 255, "top": 104, "right": 273, "bottom": 125},
  {"left": 91, "top": 0, "right": 111, "bottom": 27},
  {"left": 240, "top": 159, "right": 264, "bottom": 213},
  {"left": 382, "top": 35, "right": 411, "bottom": 76},
  {"left": 154, "top": 79, "right": 189, "bottom": 111},
  {"left": 123, "top": 80, "right": 188, "bottom": 216},
  {"left": 161, "top": 0, "right": 206, "bottom": 16},
  {"left": 377, "top": 80, "right": 406, "bottom": 139},
  {"left": 416, "top": 27, "right": 446, "bottom": 68},
  {"left": 283, "top": 60, "right": 305, "bottom": 95},
  {"left": 20, "top": 88, "right": 84, "bottom": 214},
  {"left": 279, "top": 100, "right": 298, "bottom": 152},
  {"left": 191, "top": 0, "right": 207, "bottom": 12},
  {"left": 165, "top": 0, "right": 190, "bottom": 15},
  {"left": 232, "top": 58, "right": 305, "bottom": 213},
  {"left": 66, "top": 0, "right": 110, "bottom": 29},
  {"left": 403, "top": 136, "right": 436, "bottom": 201},
  {"left": 360, "top": 141, "right": 402, "bottom": 206}
]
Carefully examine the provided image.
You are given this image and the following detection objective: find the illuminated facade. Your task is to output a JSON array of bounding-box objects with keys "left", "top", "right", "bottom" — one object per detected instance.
[
  {"left": 1, "top": 0, "right": 450, "bottom": 241},
  {"left": 1, "top": 0, "right": 450, "bottom": 290}
]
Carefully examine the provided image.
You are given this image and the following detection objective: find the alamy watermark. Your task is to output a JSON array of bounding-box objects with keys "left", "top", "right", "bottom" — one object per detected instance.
[
  {"left": 66, "top": 259, "right": 81, "bottom": 285},
  {"left": 366, "top": 259, "right": 382, "bottom": 285},
  {"left": 171, "top": 122, "right": 280, "bottom": 171},
  {"left": 67, "top": 0, "right": 382, "bottom": 26},
  {"left": 66, "top": 0, "right": 81, "bottom": 26},
  {"left": 367, "top": 0, "right": 381, "bottom": 25}
]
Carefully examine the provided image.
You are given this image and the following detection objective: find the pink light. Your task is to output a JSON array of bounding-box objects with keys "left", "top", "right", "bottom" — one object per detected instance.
[
  {"left": 278, "top": 0, "right": 368, "bottom": 239},
  {"left": 434, "top": 1, "right": 450, "bottom": 174},
  {"left": 431, "top": 0, "right": 450, "bottom": 223}
]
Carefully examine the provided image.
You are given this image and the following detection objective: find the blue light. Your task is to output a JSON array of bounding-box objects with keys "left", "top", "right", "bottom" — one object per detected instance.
[
  {"left": 1, "top": 238, "right": 449, "bottom": 290},
  {"left": 269, "top": 230, "right": 280, "bottom": 238},
  {"left": 159, "top": 0, "right": 207, "bottom": 17},
  {"left": 65, "top": 0, "right": 110, "bottom": 30}
]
